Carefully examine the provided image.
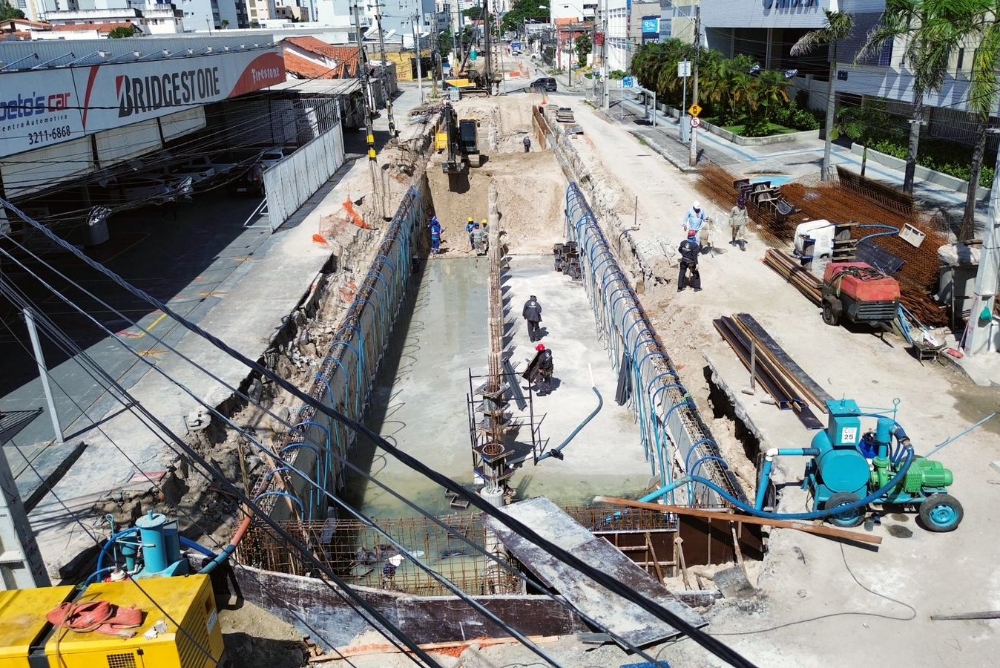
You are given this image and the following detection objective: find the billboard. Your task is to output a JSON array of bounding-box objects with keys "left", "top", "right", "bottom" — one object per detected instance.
[
  {"left": 0, "top": 50, "right": 285, "bottom": 159},
  {"left": 641, "top": 16, "right": 660, "bottom": 44}
]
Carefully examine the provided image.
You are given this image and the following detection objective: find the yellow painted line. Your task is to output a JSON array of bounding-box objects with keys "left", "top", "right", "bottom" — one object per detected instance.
[{"left": 119, "top": 311, "right": 167, "bottom": 340}]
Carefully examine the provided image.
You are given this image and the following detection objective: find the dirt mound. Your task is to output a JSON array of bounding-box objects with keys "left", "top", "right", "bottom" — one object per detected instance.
[{"left": 426, "top": 95, "right": 566, "bottom": 256}]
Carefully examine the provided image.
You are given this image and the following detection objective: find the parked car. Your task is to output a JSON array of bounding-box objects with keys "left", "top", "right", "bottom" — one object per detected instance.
[
  {"left": 229, "top": 163, "right": 265, "bottom": 197},
  {"left": 259, "top": 147, "right": 291, "bottom": 171},
  {"left": 530, "top": 77, "right": 557, "bottom": 92},
  {"left": 121, "top": 175, "right": 192, "bottom": 202}
]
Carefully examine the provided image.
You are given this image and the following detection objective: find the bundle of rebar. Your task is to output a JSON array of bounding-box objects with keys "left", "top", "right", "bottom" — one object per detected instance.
[
  {"left": 763, "top": 249, "right": 822, "bottom": 304},
  {"left": 697, "top": 165, "right": 949, "bottom": 326}
]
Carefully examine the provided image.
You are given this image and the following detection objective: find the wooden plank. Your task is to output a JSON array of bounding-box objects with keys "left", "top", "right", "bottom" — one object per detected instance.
[
  {"left": 483, "top": 497, "right": 706, "bottom": 648},
  {"left": 310, "top": 635, "right": 562, "bottom": 661},
  {"left": 594, "top": 497, "right": 882, "bottom": 547},
  {"left": 735, "top": 313, "right": 834, "bottom": 410}
]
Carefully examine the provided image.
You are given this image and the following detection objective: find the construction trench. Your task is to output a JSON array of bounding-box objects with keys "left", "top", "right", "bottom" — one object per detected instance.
[{"left": 220, "top": 97, "right": 766, "bottom": 648}]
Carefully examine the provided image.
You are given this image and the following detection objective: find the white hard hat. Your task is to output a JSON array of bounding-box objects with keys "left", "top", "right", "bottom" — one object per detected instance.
[{"left": 693, "top": 201, "right": 701, "bottom": 209}]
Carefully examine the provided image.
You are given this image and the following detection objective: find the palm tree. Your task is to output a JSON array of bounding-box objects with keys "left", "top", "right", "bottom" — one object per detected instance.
[
  {"left": 954, "top": 1, "right": 1000, "bottom": 240},
  {"left": 857, "top": 0, "right": 966, "bottom": 194},
  {"left": 790, "top": 10, "right": 855, "bottom": 182},
  {"left": 834, "top": 97, "right": 905, "bottom": 177}
]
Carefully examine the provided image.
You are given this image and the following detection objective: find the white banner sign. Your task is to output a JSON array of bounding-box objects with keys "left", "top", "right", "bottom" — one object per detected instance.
[{"left": 0, "top": 50, "right": 286, "bottom": 159}]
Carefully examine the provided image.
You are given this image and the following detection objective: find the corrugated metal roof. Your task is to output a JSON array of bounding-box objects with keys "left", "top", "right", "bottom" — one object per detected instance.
[
  {"left": 267, "top": 78, "right": 360, "bottom": 96},
  {"left": 0, "top": 34, "right": 278, "bottom": 71}
]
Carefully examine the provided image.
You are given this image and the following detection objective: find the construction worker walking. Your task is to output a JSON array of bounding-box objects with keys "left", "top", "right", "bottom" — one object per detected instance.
[
  {"left": 472, "top": 223, "right": 488, "bottom": 256},
  {"left": 523, "top": 135, "right": 531, "bottom": 153},
  {"left": 682, "top": 201, "right": 710, "bottom": 249},
  {"left": 522, "top": 295, "right": 543, "bottom": 342},
  {"left": 729, "top": 197, "right": 748, "bottom": 251},
  {"left": 466, "top": 217, "right": 476, "bottom": 250},
  {"left": 429, "top": 215, "right": 442, "bottom": 254}
]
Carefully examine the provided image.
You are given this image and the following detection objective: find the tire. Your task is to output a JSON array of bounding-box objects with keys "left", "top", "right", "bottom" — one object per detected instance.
[
  {"left": 919, "top": 494, "right": 964, "bottom": 532},
  {"left": 822, "top": 299, "right": 841, "bottom": 326},
  {"left": 824, "top": 492, "right": 864, "bottom": 528}
]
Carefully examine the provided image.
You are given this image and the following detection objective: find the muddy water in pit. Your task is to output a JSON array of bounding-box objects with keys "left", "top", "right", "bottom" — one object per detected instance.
[{"left": 344, "top": 256, "right": 653, "bottom": 521}]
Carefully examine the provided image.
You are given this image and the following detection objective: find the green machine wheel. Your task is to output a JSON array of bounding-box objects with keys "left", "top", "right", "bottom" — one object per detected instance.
[
  {"left": 825, "top": 492, "right": 864, "bottom": 528},
  {"left": 919, "top": 494, "right": 964, "bottom": 532}
]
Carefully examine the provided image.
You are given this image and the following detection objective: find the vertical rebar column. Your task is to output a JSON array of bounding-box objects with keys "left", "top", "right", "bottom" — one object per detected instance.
[{"left": 480, "top": 183, "right": 513, "bottom": 594}]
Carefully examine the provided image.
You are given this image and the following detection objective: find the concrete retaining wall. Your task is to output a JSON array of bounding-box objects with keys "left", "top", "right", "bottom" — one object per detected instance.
[
  {"left": 849, "top": 143, "right": 991, "bottom": 200},
  {"left": 656, "top": 103, "right": 819, "bottom": 146}
]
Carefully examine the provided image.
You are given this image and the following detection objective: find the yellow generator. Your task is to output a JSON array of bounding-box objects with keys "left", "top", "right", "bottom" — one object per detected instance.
[{"left": 0, "top": 574, "right": 224, "bottom": 668}]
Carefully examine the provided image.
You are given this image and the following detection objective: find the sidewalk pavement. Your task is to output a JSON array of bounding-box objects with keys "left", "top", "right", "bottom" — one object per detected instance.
[{"left": 603, "top": 91, "right": 990, "bottom": 235}]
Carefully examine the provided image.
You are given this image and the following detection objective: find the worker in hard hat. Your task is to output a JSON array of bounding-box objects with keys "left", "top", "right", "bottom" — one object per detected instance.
[
  {"left": 466, "top": 217, "right": 476, "bottom": 250},
  {"left": 678, "top": 230, "right": 702, "bottom": 292},
  {"left": 472, "top": 223, "right": 488, "bottom": 256},
  {"left": 682, "top": 201, "right": 710, "bottom": 249},
  {"left": 429, "top": 215, "right": 442, "bottom": 254},
  {"left": 522, "top": 294, "right": 543, "bottom": 342},
  {"left": 523, "top": 343, "right": 555, "bottom": 395}
]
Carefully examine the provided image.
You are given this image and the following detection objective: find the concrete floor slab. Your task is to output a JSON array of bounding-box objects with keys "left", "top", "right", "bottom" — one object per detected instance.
[{"left": 350, "top": 255, "right": 653, "bottom": 519}]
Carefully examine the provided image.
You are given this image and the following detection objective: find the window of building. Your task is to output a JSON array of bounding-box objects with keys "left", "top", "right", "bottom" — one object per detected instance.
[{"left": 956, "top": 47, "right": 965, "bottom": 71}]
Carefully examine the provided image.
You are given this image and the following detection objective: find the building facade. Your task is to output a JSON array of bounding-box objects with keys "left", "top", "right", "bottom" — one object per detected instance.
[{"left": 698, "top": 0, "right": 994, "bottom": 148}]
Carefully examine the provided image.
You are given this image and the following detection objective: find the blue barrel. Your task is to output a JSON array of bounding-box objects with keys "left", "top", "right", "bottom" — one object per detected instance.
[{"left": 136, "top": 511, "right": 170, "bottom": 574}]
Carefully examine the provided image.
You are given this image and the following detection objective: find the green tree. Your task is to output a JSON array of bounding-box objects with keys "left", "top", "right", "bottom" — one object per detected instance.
[
  {"left": 575, "top": 34, "right": 592, "bottom": 68},
  {"left": 790, "top": 10, "right": 855, "bottom": 182},
  {"left": 108, "top": 25, "right": 138, "bottom": 38},
  {"left": 857, "top": 0, "right": 966, "bottom": 194},
  {"left": 946, "top": 1, "right": 1000, "bottom": 239},
  {"left": 835, "top": 97, "right": 906, "bottom": 177},
  {"left": 501, "top": 0, "right": 550, "bottom": 35},
  {"left": 220, "top": 19, "right": 229, "bottom": 29},
  {"left": 438, "top": 27, "right": 453, "bottom": 63},
  {"left": 0, "top": 2, "right": 25, "bottom": 20}
]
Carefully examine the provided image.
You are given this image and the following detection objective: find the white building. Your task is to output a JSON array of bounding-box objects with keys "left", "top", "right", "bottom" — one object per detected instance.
[
  {"left": 698, "top": 0, "right": 993, "bottom": 148},
  {"left": 38, "top": 4, "right": 185, "bottom": 34}
]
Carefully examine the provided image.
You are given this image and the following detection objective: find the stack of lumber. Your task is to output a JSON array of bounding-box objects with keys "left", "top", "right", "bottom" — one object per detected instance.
[
  {"left": 555, "top": 107, "right": 575, "bottom": 123},
  {"left": 713, "top": 313, "right": 833, "bottom": 430}
]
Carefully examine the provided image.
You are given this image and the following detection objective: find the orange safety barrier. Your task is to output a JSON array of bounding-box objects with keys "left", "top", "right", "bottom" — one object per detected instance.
[{"left": 343, "top": 199, "right": 373, "bottom": 229}]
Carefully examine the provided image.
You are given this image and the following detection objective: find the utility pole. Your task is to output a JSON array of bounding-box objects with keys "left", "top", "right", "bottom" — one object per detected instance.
[
  {"left": 412, "top": 12, "right": 424, "bottom": 103},
  {"left": 601, "top": 0, "right": 609, "bottom": 109},
  {"left": 431, "top": 9, "right": 439, "bottom": 98},
  {"left": 370, "top": 0, "right": 397, "bottom": 138},
  {"left": 352, "top": 5, "right": 377, "bottom": 161},
  {"left": 23, "top": 308, "right": 63, "bottom": 446},
  {"left": 688, "top": 5, "right": 700, "bottom": 168},
  {"left": 482, "top": 0, "right": 493, "bottom": 94},
  {"left": 964, "top": 144, "right": 1000, "bottom": 355}
]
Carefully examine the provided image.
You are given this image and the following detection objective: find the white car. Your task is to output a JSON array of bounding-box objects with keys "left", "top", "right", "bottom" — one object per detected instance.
[
  {"left": 122, "top": 175, "right": 193, "bottom": 202},
  {"left": 259, "top": 148, "right": 290, "bottom": 171}
]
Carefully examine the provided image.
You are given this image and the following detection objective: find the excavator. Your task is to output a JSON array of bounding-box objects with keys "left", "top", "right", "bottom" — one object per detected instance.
[{"left": 437, "top": 103, "right": 480, "bottom": 180}]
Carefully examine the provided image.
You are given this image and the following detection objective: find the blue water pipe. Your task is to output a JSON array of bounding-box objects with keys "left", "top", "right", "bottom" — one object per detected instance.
[{"left": 537, "top": 387, "right": 604, "bottom": 462}]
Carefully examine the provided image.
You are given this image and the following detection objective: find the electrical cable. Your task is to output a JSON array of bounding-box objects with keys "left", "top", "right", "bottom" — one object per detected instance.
[
  {"left": 0, "top": 280, "right": 438, "bottom": 668},
  {"left": 1, "top": 199, "right": 759, "bottom": 667},
  {"left": 0, "top": 233, "right": 665, "bottom": 667},
  {"left": 710, "top": 542, "right": 916, "bottom": 636}
]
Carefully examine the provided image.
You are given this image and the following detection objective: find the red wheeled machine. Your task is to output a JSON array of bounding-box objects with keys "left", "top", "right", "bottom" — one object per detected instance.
[{"left": 821, "top": 262, "right": 900, "bottom": 329}]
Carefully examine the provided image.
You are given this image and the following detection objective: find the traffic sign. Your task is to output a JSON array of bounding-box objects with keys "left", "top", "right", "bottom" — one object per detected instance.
[
  {"left": 690, "top": 116, "right": 701, "bottom": 128},
  {"left": 622, "top": 76, "right": 636, "bottom": 89},
  {"left": 678, "top": 60, "right": 691, "bottom": 78},
  {"left": 688, "top": 103, "right": 702, "bottom": 117}
]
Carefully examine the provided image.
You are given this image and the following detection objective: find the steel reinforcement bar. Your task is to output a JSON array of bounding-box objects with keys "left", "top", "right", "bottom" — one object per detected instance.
[
  {"left": 565, "top": 183, "right": 747, "bottom": 507},
  {"left": 255, "top": 185, "right": 426, "bottom": 523}
]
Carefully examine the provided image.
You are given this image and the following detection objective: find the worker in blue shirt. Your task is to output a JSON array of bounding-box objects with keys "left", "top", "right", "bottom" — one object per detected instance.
[
  {"left": 429, "top": 216, "right": 442, "bottom": 254},
  {"left": 682, "top": 201, "right": 710, "bottom": 248},
  {"left": 678, "top": 230, "right": 702, "bottom": 291},
  {"left": 466, "top": 217, "right": 476, "bottom": 250}
]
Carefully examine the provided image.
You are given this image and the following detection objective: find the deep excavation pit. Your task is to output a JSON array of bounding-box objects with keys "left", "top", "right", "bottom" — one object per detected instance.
[{"left": 234, "top": 97, "right": 766, "bottom": 648}]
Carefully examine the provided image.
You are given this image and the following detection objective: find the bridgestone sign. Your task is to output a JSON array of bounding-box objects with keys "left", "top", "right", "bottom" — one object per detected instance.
[{"left": 0, "top": 50, "right": 285, "bottom": 158}]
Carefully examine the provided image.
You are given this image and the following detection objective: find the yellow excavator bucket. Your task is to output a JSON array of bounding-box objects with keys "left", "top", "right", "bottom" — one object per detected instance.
[
  {"left": 444, "top": 78, "right": 475, "bottom": 89},
  {"left": 435, "top": 132, "right": 448, "bottom": 152}
]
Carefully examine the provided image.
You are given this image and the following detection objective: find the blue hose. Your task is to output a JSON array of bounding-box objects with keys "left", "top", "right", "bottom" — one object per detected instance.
[
  {"left": 180, "top": 536, "right": 217, "bottom": 559},
  {"left": 95, "top": 527, "right": 138, "bottom": 576},
  {"left": 537, "top": 386, "right": 603, "bottom": 462},
  {"left": 684, "top": 446, "right": 915, "bottom": 521}
]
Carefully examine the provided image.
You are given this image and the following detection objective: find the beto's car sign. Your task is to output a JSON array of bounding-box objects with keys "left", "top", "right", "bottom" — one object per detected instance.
[{"left": 0, "top": 50, "right": 285, "bottom": 158}]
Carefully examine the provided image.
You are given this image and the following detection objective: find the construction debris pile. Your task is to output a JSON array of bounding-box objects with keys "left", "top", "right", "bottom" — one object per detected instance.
[{"left": 696, "top": 165, "right": 949, "bottom": 325}]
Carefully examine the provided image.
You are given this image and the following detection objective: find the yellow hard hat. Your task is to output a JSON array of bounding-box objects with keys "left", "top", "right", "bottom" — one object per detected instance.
[
  {"left": 481, "top": 219, "right": 487, "bottom": 224},
  {"left": 468, "top": 217, "right": 474, "bottom": 222}
]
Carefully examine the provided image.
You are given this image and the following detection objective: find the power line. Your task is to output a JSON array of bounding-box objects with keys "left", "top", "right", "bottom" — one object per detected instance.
[{"left": 0, "top": 197, "right": 760, "bottom": 668}]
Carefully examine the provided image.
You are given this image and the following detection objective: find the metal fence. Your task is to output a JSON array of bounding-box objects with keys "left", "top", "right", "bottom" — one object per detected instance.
[
  {"left": 263, "top": 121, "right": 346, "bottom": 231},
  {"left": 564, "top": 183, "right": 747, "bottom": 508}
]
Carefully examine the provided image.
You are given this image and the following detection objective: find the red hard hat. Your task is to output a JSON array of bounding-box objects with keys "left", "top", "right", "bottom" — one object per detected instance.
[
  {"left": 687, "top": 230, "right": 697, "bottom": 238},
  {"left": 535, "top": 344, "right": 545, "bottom": 352}
]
